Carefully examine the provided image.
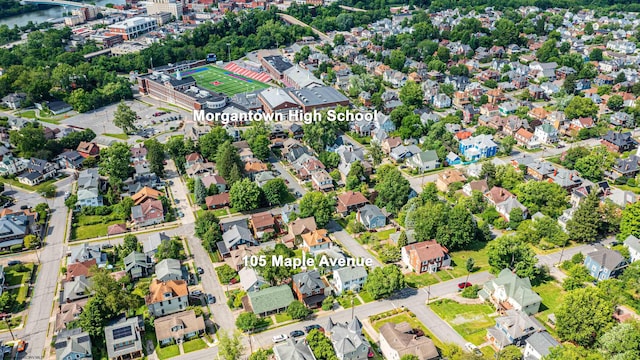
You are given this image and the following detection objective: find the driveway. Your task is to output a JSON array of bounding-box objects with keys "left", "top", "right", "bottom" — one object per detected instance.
[{"left": 327, "top": 220, "right": 381, "bottom": 268}]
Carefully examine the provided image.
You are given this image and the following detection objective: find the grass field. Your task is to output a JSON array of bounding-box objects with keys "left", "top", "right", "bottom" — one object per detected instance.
[
  {"left": 186, "top": 65, "right": 270, "bottom": 96},
  {"left": 183, "top": 338, "right": 207, "bottom": 353},
  {"left": 430, "top": 299, "right": 496, "bottom": 345}
]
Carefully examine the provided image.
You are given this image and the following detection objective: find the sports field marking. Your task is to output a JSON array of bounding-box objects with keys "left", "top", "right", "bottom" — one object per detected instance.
[{"left": 185, "top": 65, "right": 271, "bottom": 96}]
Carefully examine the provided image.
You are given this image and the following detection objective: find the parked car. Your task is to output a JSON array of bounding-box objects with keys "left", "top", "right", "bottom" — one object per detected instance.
[
  {"left": 101, "top": 244, "right": 114, "bottom": 249},
  {"left": 304, "top": 324, "right": 323, "bottom": 333},
  {"left": 465, "top": 342, "right": 482, "bottom": 356},
  {"left": 290, "top": 330, "right": 304, "bottom": 338},
  {"left": 16, "top": 340, "right": 26, "bottom": 352},
  {"left": 0, "top": 313, "right": 10, "bottom": 320},
  {"left": 272, "top": 334, "right": 288, "bottom": 343},
  {"left": 207, "top": 294, "right": 216, "bottom": 304},
  {"left": 19, "top": 205, "right": 28, "bottom": 210},
  {"left": 190, "top": 290, "right": 203, "bottom": 296},
  {"left": 458, "top": 282, "right": 472, "bottom": 290},
  {"left": 7, "top": 260, "right": 21, "bottom": 266},
  {"left": 1, "top": 345, "right": 10, "bottom": 354},
  {"left": 197, "top": 267, "right": 204, "bottom": 275}
]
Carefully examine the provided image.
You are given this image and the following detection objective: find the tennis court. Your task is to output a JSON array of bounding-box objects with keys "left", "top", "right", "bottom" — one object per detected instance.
[{"left": 183, "top": 65, "right": 271, "bottom": 96}]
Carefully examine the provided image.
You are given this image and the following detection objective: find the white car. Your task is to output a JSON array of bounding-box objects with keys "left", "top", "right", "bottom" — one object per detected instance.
[
  {"left": 465, "top": 342, "right": 482, "bottom": 355},
  {"left": 272, "top": 334, "right": 288, "bottom": 343}
]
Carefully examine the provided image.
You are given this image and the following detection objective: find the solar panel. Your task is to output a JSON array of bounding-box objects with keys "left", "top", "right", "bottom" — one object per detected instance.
[{"left": 112, "top": 326, "right": 133, "bottom": 340}]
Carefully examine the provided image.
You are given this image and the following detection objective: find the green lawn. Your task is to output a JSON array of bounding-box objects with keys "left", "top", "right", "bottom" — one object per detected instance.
[
  {"left": 430, "top": 299, "right": 496, "bottom": 345},
  {"left": 183, "top": 338, "right": 207, "bottom": 353},
  {"left": 405, "top": 272, "right": 441, "bottom": 288},
  {"left": 615, "top": 184, "right": 640, "bottom": 194},
  {"left": 337, "top": 296, "right": 362, "bottom": 308},
  {"left": 4, "top": 264, "right": 34, "bottom": 286},
  {"left": 156, "top": 344, "right": 180, "bottom": 360},
  {"left": 375, "top": 228, "right": 396, "bottom": 240},
  {"left": 372, "top": 313, "right": 445, "bottom": 351},
  {"left": 359, "top": 291, "right": 375, "bottom": 303},
  {"left": 446, "top": 241, "right": 490, "bottom": 278},
  {"left": 8, "top": 286, "right": 28, "bottom": 306},
  {"left": 274, "top": 312, "right": 293, "bottom": 323},
  {"left": 104, "top": 133, "right": 129, "bottom": 140},
  {"left": 187, "top": 65, "right": 270, "bottom": 96},
  {"left": 1, "top": 175, "right": 64, "bottom": 193},
  {"left": 533, "top": 281, "right": 565, "bottom": 335},
  {"left": 71, "top": 214, "right": 125, "bottom": 240},
  {"left": 0, "top": 316, "right": 21, "bottom": 330},
  {"left": 213, "top": 208, "right": 228, "bottom": 217}
]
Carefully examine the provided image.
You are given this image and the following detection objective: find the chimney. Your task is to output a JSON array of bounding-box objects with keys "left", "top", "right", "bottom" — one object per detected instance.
[{"left": 554, "top": 168, "right": 558, "bottom": 176}]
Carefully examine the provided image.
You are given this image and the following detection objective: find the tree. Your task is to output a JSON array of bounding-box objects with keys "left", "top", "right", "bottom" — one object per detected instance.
[
  {"left": 198, "top": 126, "right": 231, "bottom": 160},
  {"left": 229, "top": 178, "right": 262, "bottom": 211},
  {"left": 561, "top": 147, "right": 590, "bottom": 169},
  {"left": 287, "top": 300, "right": 311, "bottom": 320},
  {"left": 23, "top": 234, "right": 37, "bottom": 249},
  {"left": 194, "top": 177, "right": 207, "bottom": 205},
  {"left": 499, "top": 136, "right": 516, "bottom": 156},
  {"left": 397, "top": 231, "right": 408, "bottom": 248},
  {"left": 112, "top": 102, "right": 137, "bottom": 134},
  {"left": 318, "top": 152, "right": 340, "bottom": 168},
  {"left": 99, "top": 142, "right": 133, "bottom": 185},
  {"left": 620, "top": 202, "right": 640, "bottom": 240},
  {"left": 250, "top": 134, "right": 271, "bottom": 161},
  {"left": 235, "top": 311, "right": 261, "bottom": 331},
  {"left": 498, "top": 346, "right": 522, "bottom": 360},
  {"left": 218, "top": 330, "right": 245, "bottom": 360},
  {"left": 466, "top": 258, "right": 475, "bottom": 273},
  {"left": 256, "top": 244, "right": 296, "bottom": 285},
  {"left": 299, "top": 191, "right": 334, "bottom": 228},
  {"left": 399, "top": 80, "right": 424, "bottom": 107},
  {"left": 598, "top": 321, "right": 640, "bottom": 359},
  {"left": 487, "top": 235, "right": 539, "bottom": 280},
  {"left": 249, "top": 349, "right": 272, "bottom": 360},
  {"left": 438, "top": 203, "right": 476, "bottom": 250},
  {"left": 564, "top": 96, "right": 598, "bottom": 119},
  {"left": 307, "top": 330, "right": 339, "bottom": 360},
  {"left": 144, "top": 139, "right": 165, "bottom": 177},
  {"left": 400, "top": 355, "right": 420, "bottom": 360},
  {"left": 567, "top": 191, "right": 601, "bottom": 243},
  {"left": 216, "top": 141, "right": 243, "bottom": 186},
  {"left": 155, "top": 238, "right": 184, "bottom": 261},
  {"left": 545, "top": 345, "right": 605, "bottom": 360},
  {"left": 563, "top": 73, "right": 577, "bottom": 94},
  {"left": 9, "top": 123, "right": 47, "bottom": 158},
  {"left": 556, "top": 287, "right": 615, "bottom": 347},
  {"left": 262, "top": 178, "right": 288, "bottom": 206},
  {"left": 346, "top": 161, "right": 367, "bottom": 190},
  {"left": 363, "top": 265, "right": 405, "bottom": 299},
  {"left": 389, "top": 50, "right": 406, "bottom": 71},
  {"left": 375, "top": 165, "right": 411, "bottom": 215},
  {"left": 514, "top": 181, "right": 568, "bottom": 219},
  {"left": 607, "top": 94, "right": 624, "bottom": 111},
  {"left": 369, "top": 141, "right": 383, "bottom": 166},
  {"left": 536, "top": 39, "right": 559, "bottom": 62},
  {"left": 517, "top": 216, "right": 568, "bottom": 247},
  {"left": 39, "top": 184, "right": 56, "bottom": 198},
  {"left": 589, "top": 48, "right": 603, "bottom": 61},
  {"left": 509, "top": 208, "right": 524, "bottom": 228},
  {"left": 494, "top": 19, "right": 518, "bottom": 47},
  {"left": 77, "top": 296, "right": 108, "bottom": 337},
  {"left": 216, "top": 264, "right": 237, "bottom": 284}
]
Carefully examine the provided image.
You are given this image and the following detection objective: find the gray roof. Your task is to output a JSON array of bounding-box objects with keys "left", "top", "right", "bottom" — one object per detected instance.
[
  {"left": 292, "top": 270, "right": 325, "bottom": 296},
  {"left": 483, "top": 269, "right": 542, "bottom": 308},
  {"left": 334, "top": 266, "right": 367, "bottom": 285},
  {"left": 143, "top": 232, "right": 170, "bottom": 254},
  {"left": 586, "top": 245, "right": 626, "bottom": 271},
  {"left": 222, "top": 224, "right": 256, "bottom": 249},
  {"left": 155, "top": 258, "right": 182, "bottom": 281},
  {"left": 490, "top": 309, "right": 541, "bottom": 346},
  {"left": 525, "top": 332, "right": 559, "bottom": 357},
  {"left": 124, "top": 251, "right": 151, "bottom": 272},
  {"left": 239, "top": 267, "right": 265, "bottom": 291},
  {"left": 289, "top": 86, "right": 349, "bottom": 106},
  {"left": 283, "top": 66, "right": 323, "bottom": 88},
  {"left": 63, "top": 275, "right": 92, "bottom": 302},
  {"left": 273, "top": 338, "right": 316, "bottom": 360},
  {"left": 259, "top": 87, "right": 297, "bottom": 109},
  {"left": 358, "top": 204, "right": 385, "bottom": 225},
  {"left": 327, "top": 317, "right": 369, "bottom": 359},
  {"left": 0, "top": 215, "right": 28, "bottom": 243},
  {"left": 104, "top": 317, "right": 143, "bottom": 358},
  {"left": 624, "top": 235, "right": 640, "bottom": 254},
  {"left": 69, "top": 243, "right": 106, "bottom": 265},
  {"left": 54, "top": 328, "right": 92, "bottom": 360},
  {"left": 247, "top": 285, "right": 295, "bottom": 315}
]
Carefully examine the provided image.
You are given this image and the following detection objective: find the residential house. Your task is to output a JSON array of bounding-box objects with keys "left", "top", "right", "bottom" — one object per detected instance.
[
  {"left": 184, "top": 153, "right": 203, "bottom": 168},
  {"left": 76, "top": 168, "right": 102, "bottom": 208},
  {"left": 69, "top": 243, "right": 106, "bottom": 267},
  {"left": 336, "top": 191, "right": 369, "bottom": 216},
  {"left": 77, "top": 142, "right": 100, "bottom": 158},
  {"left": 584, "top": 245, "right": 627, "bottom": 281},
  {"left": 402, "top": 240, "right": 451, "bottom": 274},
  {"left": 312, "top": 169, "right": 334, "bottom": 192},
  {"left": 301, "top": 229, "right": 332, "bottom": 254},
  {"left": 154, "top": 310, "right": 205, "bottom": 346},
  {"left": 130, "top": 144, "right": 147, "bottom": 163},
  {"left": 526, "top": 160, "right": 556, "bottom": 180},
  {"left": 56, "top": 298, "right": 87, "bottom": 333},
  {"left": 201, "top": 175, "right": 227, "bottom": 194},
  {"left": 289, "top": 124, "right": 304, "bottom": 140},
  {"left": 131, "top": 199, "right": 164, "bottom": 228},
  {"left": 65, "top": 259, "right": 95, "bottom": 282},
  {"left": 246, "top": 285, "right": 295, "bottom": 316},
  {"left": 124, "top": 251, "right": 153, "bottom": 280},
  {"left": 326, "top": 317, "right": 370, "bottom": 360},
  {"left": 155, "top": 258, "right": 183, "bottom": 282},
  {"left": 459, "top": 134, "right": 498, "bottom": 161},
  {"left": 624, "top": 235, "right": 640, "bottom": 263},
  {"left": 514, "top": 128, "right": 539, "bottom": 149},
  {"left": 446, "top": 152, "right": 461, "bottom": 166},
  {"left": 282, "top": 216, "right": 317, "bottom": 246},
  {"left": 227, "top": 245, "right": 259, "bottom": 272},
  {"left": 487, "top": 309, "right": 542, "bottom": 351},
  {"left": 356, "top": 204, "right": 386, "bottom": 230},
  {"left": 205, "top": 193, "right": 230, "bottom": 210},
  {"left": 274, "top": 338, "right": 317, "bottom": 360},
  {"left": 1, "top": 93, "right": 26, "bottom": 109},
  {"left": 131, "top": 187, "right": 163, "bottom": 206},
  {"left": 333, "top": 266, "right": 367, "bottom": 295},
  {"left": 390, "top": 144, "right": 421, "bottom": 162},
  {"left": 54, "top": 328, "right": 92, "bottom": 360},
  {"left": 610, "top": 112, "right": 634, "bottom": 128},
  {"left": 548, "top": 168, "right": 583, "bottom": 191},
  {"left": 292, "top": 270, "right": 329, "bottom": 308},
  {"left": 462, "top": 179, "right": 489, "bottom": 197},
  {"left": 523, "top": 332, "right": 560, "bottom": 360},
  {"left": 146, "top": 279, "right": 189, "bottom": 318},
  {"left": 533, "top": 124, "right": 558, "bottom": 144},
  {"left": 217, "top": 220, "right": 258, "bottom": 258},
  {"left": 0, "top": 155, "right": 26, "bottom": 177},
  {"left": 608, "top": 155, "right": 640, "bottom": 181},
  {"left": 432, "top": 93, "right": 452, "bottom": 109},
  {"left": 18, "top": 158, "right": 57, "bottom": 186},
  {"left": 478, "top": 269, "right": 542, "bottom": 315},
  {"left": 254, "top": 171, "right": 275, "bottom": 187},
  {"left": 143, "top": 232, "right": 170, "bottom": 258},
  {"left": 601, "top": 131, "right": 638, "bottom": 153},
  {"left": 56, "top": 150, "right": 85, "bottom": 170},
  {"left": 239, "top": 267, "right": 266, "bottom": 292},
  {"left": 484, "top": 186, "right": 528, "bottom": 221},
  {"left": 281, "top": 203, "right": 300, "bottom": 224},
  {"left": 250, "top": 212, "right": 276, "bottom": 238},
  {"left": 104, "top": 317, "right": 144, "bottom": 360},
  {"left": 62, "top": 275, "right": 92, "bottom": 303},
  {"left": 379, "top": 322, "right": 439, "bottom": 360},
  {"left": 436, "top": 169, "right": 467, "bottom": 192},
  {"left": 186, "top": 162, "right": 215, "bottom": 178},
  {"left": 406, "top": 150, "right": 440, "bottom": 172}
]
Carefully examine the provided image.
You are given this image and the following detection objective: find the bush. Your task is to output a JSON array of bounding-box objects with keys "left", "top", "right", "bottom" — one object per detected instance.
[
  {"left": 461, "top": 285, "right": 480, "bottom": 298},
  {"left": 627, "top": 178, "right": 637, "bottom": 187},
  {"left": 571, "top": 252, "right": 584, "bottom": 264},
  {"left": 322, "top": 296, "right": 334, "bottom": 311},
  {"left": 10, "top": 244, "right": 22, "bottom": 252}
]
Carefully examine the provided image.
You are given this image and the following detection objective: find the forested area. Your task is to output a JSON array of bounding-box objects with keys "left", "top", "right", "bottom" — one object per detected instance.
[
  {"left": 340, "top": 0, "right": 640, "bottom": 12},
  {"left": 0, "top": 0, "right": 41, "bottom": 19}
]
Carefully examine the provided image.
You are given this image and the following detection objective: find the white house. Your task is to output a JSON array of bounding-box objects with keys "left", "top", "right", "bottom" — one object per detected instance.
[
  {"left": 534, "top": 124, "right": 558, "bottom": 144},
  {"left": 624, "top": 235, "right": 640, "bottom": 263},
  {"left": 333, "top": 266, "right": 367, "bottom": 295},
  {"left": 523, "top": 332, "right": 559, "bottom": 360}
]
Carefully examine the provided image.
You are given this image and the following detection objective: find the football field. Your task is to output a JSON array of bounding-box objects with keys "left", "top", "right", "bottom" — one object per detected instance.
[{"left": 182, "top": 65, "right": 270, "bottom": 96}]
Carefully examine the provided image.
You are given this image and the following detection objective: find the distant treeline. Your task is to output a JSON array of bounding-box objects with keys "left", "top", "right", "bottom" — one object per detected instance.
[
  {"left": 0, "top": 0, "right": 44, "bottom": 19},
  {"left": 340, "top": 0, "right": 640, "bottom": 12}
]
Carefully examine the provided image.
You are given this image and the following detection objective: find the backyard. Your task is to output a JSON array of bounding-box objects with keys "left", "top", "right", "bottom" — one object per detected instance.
[
  {"left": 183, "top": 338, "right": 207, "bottom": 353},
  {"left": 430, "top": 298, "right": 497, "bottom": 345},
  {"left": 532, "top": 281, "right": 566, "bottom": 334},
  {"left": 4, "top": 263, "right": 34, "bottom": 287},
  {"left": 71, "top": 214, "right": 126, "bottom": 240}
]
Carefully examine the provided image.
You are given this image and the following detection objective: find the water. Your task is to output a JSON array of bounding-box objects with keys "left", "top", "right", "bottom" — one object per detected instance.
[{"left": 0, "top": 0, "right": 125, "bottom": 28}]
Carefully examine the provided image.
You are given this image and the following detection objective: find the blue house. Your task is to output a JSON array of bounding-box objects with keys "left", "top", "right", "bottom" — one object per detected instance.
[
  {"left": 357, "top": 204, "right": 386, "bottom": 230},
  {"left": 459, "top": 134, "right": 498, "bottom": 161},
  {"left": 584, "top": 245, "right": 627, "bottom": 281},
  {"left": 446, "top": 152, "right": 461, "bottom": 165},
  {"left": 375, "top": 113, "right": 396, "bottom": 132}
]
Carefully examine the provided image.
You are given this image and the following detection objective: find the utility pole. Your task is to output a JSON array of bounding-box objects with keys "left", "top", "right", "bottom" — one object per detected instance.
[
  {"left": 227, "top": 43, "right": 231, "bottom": 63},
  {"left": 4, "top": 318, "right": 14, "bottom": 341}
]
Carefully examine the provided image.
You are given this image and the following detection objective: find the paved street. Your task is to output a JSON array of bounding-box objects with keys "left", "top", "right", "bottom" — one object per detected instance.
[
  {"left": 536, "top": 236, "right": 616, "bottom": 280},
  {"left": 269, "top": 154, "right": 306, "bottom": 196},
  {"left": 327, "top": 220, "right": 382, "bottom": 268}
]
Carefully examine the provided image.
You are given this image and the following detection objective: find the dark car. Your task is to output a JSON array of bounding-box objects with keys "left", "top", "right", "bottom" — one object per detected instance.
[
  {"left": 290, "top": 330, "right": 305, "bottom": 338},
  {"left": 7, "top": 260, "right": 21, "bottom": 266},
  {"left": 197, "top": 267, "right": 204, "bottom": 275},
  {"left": 458, "top": 282, "right": 472, "bottom": 290},
  {"left": 20, "top": 205, "right": 28, "bottom": 210},
  {"left": 304, "top": 324, "right": 323, "bottom": 333},
  {"left": 207, "top": 294, "right": 216, "bottom": 304},
  {"left": 101, "top": 244, "right": 114, "bottom": 249}
]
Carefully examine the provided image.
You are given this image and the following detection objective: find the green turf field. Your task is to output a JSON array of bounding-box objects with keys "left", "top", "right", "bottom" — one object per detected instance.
[{"left": 185, "top": 65, "right": 270, "bottom": 96}]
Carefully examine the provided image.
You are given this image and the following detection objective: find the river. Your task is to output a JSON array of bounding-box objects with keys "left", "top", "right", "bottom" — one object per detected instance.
[{"left": 0, "top": 0, "right": 125, "bottom": 28}]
